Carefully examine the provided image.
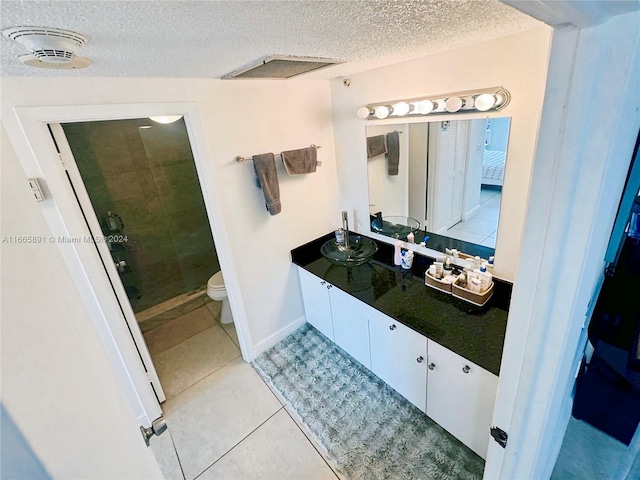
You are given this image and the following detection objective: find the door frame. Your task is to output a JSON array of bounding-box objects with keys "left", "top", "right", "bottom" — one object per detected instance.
[
  {"left": 48, "top": 122, "right": 166, "bottom": 403},
  {"left": 12, "top": 102, "right": 254, "bottom": 428}
]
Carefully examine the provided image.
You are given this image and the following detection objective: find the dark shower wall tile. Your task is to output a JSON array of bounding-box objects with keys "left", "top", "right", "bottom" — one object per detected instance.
[
  {"left": 64, "top": 118, "right": 219, "bottom": 314},
  {"left": 136, "top": 168, "right": 158, "bottom": 196},
  {"left": 104, "top": 171, "right": 143, "bottom": 201},
  {"left": 171, "top": 224, "right": 215, "bottom": 257},
  {"left": 179, "top": 250, "right": 220, "bottom": 291}
]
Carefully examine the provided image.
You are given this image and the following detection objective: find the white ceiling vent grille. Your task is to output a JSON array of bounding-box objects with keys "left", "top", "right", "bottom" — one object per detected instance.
[
  {"left": 3, "top": 26, "right": 91, "bottom": 69},
  {"left": 222, "top": 55, "right": 344, "bottom": 79}
]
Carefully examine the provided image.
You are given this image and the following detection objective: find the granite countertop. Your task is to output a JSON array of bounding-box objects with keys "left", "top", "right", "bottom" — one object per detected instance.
[{"left": 291, "top": 232, "right": 512, "bottom": 376}]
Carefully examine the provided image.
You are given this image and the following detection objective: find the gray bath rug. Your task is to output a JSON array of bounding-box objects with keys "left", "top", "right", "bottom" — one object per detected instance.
[{"left": 252, "top": 323, "right": 484, "bottom": 480}]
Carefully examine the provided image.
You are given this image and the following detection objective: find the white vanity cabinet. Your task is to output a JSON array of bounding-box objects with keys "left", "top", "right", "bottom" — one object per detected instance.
[
  {"left": 369, "top": 309, "right": 428, "bottom": 412},
  {"left": 329, "top": 286, "right": 372, "bottom": 369},
  {"left": 297, "top": 267, "right": 371, "bottom": 369},
  {"left": 426, "top": 340, "right": 498, "bottom": 459},
  {"left": 297, "top": 265, "right": 499, "bottom": 459},
  {"left": 297, "top": 267, "right": 334, "bottom": 341}
]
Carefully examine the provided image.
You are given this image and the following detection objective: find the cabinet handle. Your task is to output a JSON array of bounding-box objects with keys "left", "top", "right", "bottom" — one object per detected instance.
[
  {"left": 389, "top": 324, "right": 397, "bottom": 331},
  {"left": 416, "top": 356, "right": 424, "bottom": 363},
  {"left": 462, "top": 365, "right": 470, "bottom": 374},
  {"left": 428, "top": 363, "right": 436, "bottom": 370}
]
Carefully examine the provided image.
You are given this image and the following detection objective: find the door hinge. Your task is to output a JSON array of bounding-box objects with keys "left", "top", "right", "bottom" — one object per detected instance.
[
  {"left": 490, "top": 425, "right": 508, "bottom": 448},
  {"left": 140, "top": 415, "right": 168, "bottom": 446}
]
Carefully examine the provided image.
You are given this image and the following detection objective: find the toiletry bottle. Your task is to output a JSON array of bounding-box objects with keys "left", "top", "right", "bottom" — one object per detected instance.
[
  {"left": 401, "top": 250, "right": 414, "bottom": 269},
  {"left": 407, "top": 232, "right": 415, "bottom": 244},
  {"left": 394, "top": 240, "right": 402, "bottom": 266},
  {"left": 335, "top": 228, "right": 345, "bottom": 244}
]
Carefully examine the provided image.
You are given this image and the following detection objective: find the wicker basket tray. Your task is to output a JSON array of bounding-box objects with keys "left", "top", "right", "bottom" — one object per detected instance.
[
  {"left": 425, "top": 271, "right": 454, "bottom": 293},
  {"left": 452, "top": 277, "right": 494, "bottom": 307}
]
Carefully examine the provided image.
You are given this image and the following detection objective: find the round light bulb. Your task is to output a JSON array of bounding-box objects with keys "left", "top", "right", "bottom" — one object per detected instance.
[
  {"left": 374, "top": 106, "right": 390, "bottom": 119},
  {"left": 357, "top": 106, "right": 373, "bottom": 119},
  {"left": 416, "top": 100, "right": 433, "bottom": 115},
  {"left": 445, "top": 97, "right": 463, "bottom": 113},
  {"left": 149, "top": 115, "right": 183, "bottom": 124},
  {"left": 494, "top": 93, "right": 506, "bottom": 107},
  {"left": 461, "top": 96, "right": 475, "bottom": 110},
  {"left": 475, "top": 94, "right": 496, "bottom": 111},
  {"left": 391, "top": 102, "right": 410, "bottom": 116}
]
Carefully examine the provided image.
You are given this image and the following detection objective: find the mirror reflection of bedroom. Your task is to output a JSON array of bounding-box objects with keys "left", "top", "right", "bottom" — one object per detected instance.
[{"left": 431, "top": 117, "right": 510, "bottom": 249}]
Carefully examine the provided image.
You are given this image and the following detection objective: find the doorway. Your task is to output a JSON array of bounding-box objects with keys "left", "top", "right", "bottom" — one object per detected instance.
[{"left": 55, "top": 116, "right": 240, "bottom": 402}]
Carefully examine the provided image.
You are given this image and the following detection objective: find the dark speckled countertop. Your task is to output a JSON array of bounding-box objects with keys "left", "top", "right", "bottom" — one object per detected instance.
[{"left": 292, "top": 232, "right": 512, "bottom": 376}]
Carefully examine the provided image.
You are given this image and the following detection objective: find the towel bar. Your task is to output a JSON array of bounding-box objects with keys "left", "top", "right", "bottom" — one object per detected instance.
[{"left": 235, "top": 144, "right": 322, "bottom": 163}]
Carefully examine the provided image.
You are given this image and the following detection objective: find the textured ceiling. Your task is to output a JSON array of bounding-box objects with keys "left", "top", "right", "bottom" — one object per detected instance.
[{"left": 0, "top": 0, "right": 542, "bottom": 79}]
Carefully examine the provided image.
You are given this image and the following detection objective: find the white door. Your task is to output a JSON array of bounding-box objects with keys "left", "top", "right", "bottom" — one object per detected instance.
[
  {"left": 297, "top": 267, "right": 334, "bottom": 341},
  {"left": 429, "top": 121, "right": 469, "bottom": 233},
  {"left": 426, "top": 340, "right": 498, "bottom": 459},
  {"left": 369, "top": 309, "right": 428, "bottom": 412},
  {"left": 50, "top": 124, "right": 166, "bottom": 404},
  {"left": 330, "top": 287, "right": 371, "bottom": 369}
]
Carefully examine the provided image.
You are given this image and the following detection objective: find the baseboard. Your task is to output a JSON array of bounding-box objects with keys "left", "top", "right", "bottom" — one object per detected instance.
[
  {"left": 253, "top": 315, "right": 306, "bottom": 356},
  {"left": 462, "top": 205, "right": 480, "bottom": 222}
]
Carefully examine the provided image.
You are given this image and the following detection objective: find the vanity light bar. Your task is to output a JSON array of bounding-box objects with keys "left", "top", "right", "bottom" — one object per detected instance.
[{"left": 357, "top": 87, "right": 511, "bottom": 120}]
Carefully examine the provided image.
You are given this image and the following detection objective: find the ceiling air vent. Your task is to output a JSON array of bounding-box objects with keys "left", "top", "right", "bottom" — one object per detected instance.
[
  {"left": 3, "top": 26, "right": 91, "bottom": 69},
  {"left": 222, "top": 55, "right": 344, "bottom": 79}
]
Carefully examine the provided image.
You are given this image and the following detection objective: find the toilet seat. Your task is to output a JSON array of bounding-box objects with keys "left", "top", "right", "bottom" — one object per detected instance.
[
  {"left": 207, "top": 271, "right": 233, "bottom": 324},
  {"left": 208, "top": 271, "right": 225, "bottom": 290}
]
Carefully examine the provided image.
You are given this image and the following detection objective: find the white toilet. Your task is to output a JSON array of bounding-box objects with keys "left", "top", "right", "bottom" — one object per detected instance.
[{"left": 207, "top": 271, "right": 233, "bottom": 324}]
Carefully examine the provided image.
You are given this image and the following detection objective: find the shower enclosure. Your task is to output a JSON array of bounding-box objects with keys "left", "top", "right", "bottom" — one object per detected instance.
[{"left": 62, "top": 118, "right": 220, "bottom": 315}]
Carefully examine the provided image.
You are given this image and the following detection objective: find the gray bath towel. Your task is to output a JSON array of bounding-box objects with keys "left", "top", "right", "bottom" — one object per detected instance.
[
  {"left": 386, "top": 131, "right": 400, "bottom": 176},
  {"left": 367, "top": 135, "right": 387, "bottom": 158},
  {"left": 252, "top": 153, "right": 281, "bottom": 215},
  {"left": 282, "top": 146, "right": 318, "bottom": 174}
]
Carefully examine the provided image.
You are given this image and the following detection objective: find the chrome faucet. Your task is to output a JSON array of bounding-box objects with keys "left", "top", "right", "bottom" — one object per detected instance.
[{"left": 342, "top": 211, "right": 349, "bottom": 249}]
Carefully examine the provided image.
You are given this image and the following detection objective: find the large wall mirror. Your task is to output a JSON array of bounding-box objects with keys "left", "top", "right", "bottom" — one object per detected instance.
[{"left": 366, "top": 117, "right": 511, "bottom": 257}]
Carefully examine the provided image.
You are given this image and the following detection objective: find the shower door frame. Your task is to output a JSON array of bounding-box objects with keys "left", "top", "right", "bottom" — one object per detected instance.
[
  {"left": 12, "top": 102, "right": 252, "bottom": 431},
  {"left": 48, "top": 122, "right": 167, "bottom": 404}
]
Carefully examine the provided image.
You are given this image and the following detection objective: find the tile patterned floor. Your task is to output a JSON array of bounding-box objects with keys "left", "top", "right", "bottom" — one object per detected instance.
[
  {"left": 145, "top": 306, "right": 338, "bottom": 479},
  {"left": 446, "top": 187, "right": 501, "bottom": 248}
]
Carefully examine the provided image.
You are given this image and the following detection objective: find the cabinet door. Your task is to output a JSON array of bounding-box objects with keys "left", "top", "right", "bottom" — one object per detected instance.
[
  {"left": 330, "top": 286, "right": 371, "bottom": 369},
  {"left": 369, "top": 310, "right": 428, "bottom": 412},
  {"left": 297, "top": 268, "right": 334, "bottom": 341},
  {"left": 426, "top": 340, "right": 498, "bottom": 459}
]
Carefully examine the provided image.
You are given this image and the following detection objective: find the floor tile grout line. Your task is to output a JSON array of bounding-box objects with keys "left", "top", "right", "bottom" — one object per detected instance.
[
  {"left": 192, "top": 406, "right": 285, "bottom": 480},
  {"left": 168, "top": 428, "right": 187, "bottom": 480},
  {"left": 281, "top": 404, "right": 341, "bottom": 479},
  {"left": 250, "top": 362, "right": 341, "bottom": 477},
  {"left": 161, "top": 351, "right": 242, "bottom": 404},
  {"left": 143, "top": 304, "right": 222, "bottom": 356}
]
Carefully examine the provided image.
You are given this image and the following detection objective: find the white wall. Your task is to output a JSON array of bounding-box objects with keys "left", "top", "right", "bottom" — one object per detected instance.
[
  {"left": 330, "top": 26, "right": 553, "bottom": 281},
  {"left": 1, "top": 77, "right": 339, "bottom": 476},
  {"left": 0, "top": 126, "right": 163, "bottom": 479},
  {"left": 365, "top": 124, "right": 408, "bottom": 217},
  {"left": 1, "top": 77, "right": 339, "bottom": 350}
]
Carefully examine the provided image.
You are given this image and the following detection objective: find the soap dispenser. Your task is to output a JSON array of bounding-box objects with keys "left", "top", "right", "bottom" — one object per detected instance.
[{"left": 394, "top": 240, "right": 402, "bottom": 266}]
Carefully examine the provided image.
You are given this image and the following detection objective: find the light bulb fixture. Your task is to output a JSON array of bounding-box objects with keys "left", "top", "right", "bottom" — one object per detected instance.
[
  {"left": 356, "top": 87, "right": 510, "bottom": 120},
  {"left": 149, "top": 115, "right": 183, "bottom": 124},
  {"left": 374, "top": 105, "right": 391, "bottom": 119},
  {"left": 357, "top": 106, "right": 374, "bottom": 119},
  {"left": 391, "top": 102, "right": 411, "bottom": 116}
]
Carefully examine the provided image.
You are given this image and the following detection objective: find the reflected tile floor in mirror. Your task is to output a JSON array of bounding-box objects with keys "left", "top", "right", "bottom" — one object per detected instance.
[{"left": 446, "top": 187, "right": 501, "bottom": 248}]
